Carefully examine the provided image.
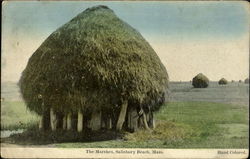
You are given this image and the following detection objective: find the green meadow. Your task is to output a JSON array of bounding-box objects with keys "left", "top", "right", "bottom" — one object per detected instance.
[
  {"left": 1, "top": 101, "right": 40, "bottom": 130},
  {"left": 55, "top": 101, "right": 248, "bottom": 148},
  {"left": 1, "top": 82, "right": 249, "bottom": 148}
]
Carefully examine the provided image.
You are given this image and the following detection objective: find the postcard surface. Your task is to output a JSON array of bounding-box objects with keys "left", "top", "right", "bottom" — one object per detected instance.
[{"left": 1, "top": 1, "right": 249, "bottom": 158}]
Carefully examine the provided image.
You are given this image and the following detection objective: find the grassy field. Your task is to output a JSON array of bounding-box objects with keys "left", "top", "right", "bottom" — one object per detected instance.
[
  {"left": 1, "top": 101, "right": 40, "bottom": 130},
  {"left": 1, "top": 82, "right": 249, "bottom": 148},
  {"left": 55, "top": 101, "right": 248, "bottom": 148},
  {"left": 170, "top": 82, "right": 249, "bottom": 106}
]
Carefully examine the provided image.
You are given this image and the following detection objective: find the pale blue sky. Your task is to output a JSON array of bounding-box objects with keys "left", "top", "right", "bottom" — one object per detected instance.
[
  {"left": 2, "top": 1, "right": 249, "bottom": 81},
  {"left": 3, "top": 1, "right": 249, "bottom": 40}
]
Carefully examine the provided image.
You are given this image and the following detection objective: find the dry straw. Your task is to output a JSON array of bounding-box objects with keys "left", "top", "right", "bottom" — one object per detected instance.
[
  {"left": 192, "top": 73, "right": 209, "bottom": 88},
  {"left": 19, "top": 5, "right": 169, "bottom": 132}
]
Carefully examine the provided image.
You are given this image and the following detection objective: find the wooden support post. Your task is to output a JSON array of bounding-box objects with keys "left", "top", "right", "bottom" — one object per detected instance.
[
  {"left": 67, "top": 112, "right": 72, "bottom": 130},
  {"left": 101, "top": 119, "right": 106, "bottom": 129},
  {"left": 62, "top": 115, "right": 67, "bottom": 130},
  {"left": 116, "top": 100, "right": 128, "bottom": 131},
  {"left": 41, "top": 108, "right": 51, "bottom": 131},
  {"left": 127, "top": 110, "right": 131, "bottom": 129},
  {"left": 50, "top": 108, "right": 57, "bottom": 131},
  {"left": 146, "top": 112, "right": 150, "bottom": 122},
  {"left": 77, "top": 110, "right": 83, "bottom": 132},
  {"left": 106, "top": 117, "right": 112, "bottom": 130},
  {"left": 127, "top": 107, "right": 139, "bottom": 132},
  {"left": 148, "top": 111, "right": 156, "bottom": 129},
  {"left": 152, "top": 116, "right": 156, "bottom": 129},
  {"left": 138, "top": 116, "right": 144, "bottom": 128},
  {"left": 142, "top": 110, "right": 150, "bottom": 130},
  {"left": 39, "top": 116, "right": 43, "bottom": 130},
  {"left": 90, "top": 110, "right": 101, "bottom": 131}
]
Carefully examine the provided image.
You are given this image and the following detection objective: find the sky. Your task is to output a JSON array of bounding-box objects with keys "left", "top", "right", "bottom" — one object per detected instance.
[{"left": 1, "top": 1, "right": 249, "bottom": 82}]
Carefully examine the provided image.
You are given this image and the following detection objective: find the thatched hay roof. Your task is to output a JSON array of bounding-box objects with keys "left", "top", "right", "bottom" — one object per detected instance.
[
  {"left": 192, "top": 73, "right": 209, "bottom": 88},
  {"left": 19, "top": 5, "right": 169, "bottom": 115}
]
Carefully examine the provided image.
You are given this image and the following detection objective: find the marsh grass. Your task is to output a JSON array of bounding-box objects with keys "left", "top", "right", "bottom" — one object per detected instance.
[
  {"left": 53, "top": 101, "right": 248, "bottom": 148},
  {"left": 155, "top": 102, "right": 248, "bottom": 148},
  {"left": 1, "top": 101, "right": 39, "bottom": 130},
  {"left": 124, "top": 121, "right": 194, "bottom": 142},
  {"left": 1, "top": 83, "right": 248, "bottom": 148},
  {"left": 1, "top": 101, "right": 248, "bottom": 148}
]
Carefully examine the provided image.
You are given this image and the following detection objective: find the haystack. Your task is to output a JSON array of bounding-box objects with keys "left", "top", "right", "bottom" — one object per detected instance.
[
  {"left": 218, "top": 78, "right": 228, "bottom": 85},
  {"left": 192, "top": 73, "right": 209, "bottom": 88},
  {"left": 19, "top": 5, "right": 169, "bottom": 133}
]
